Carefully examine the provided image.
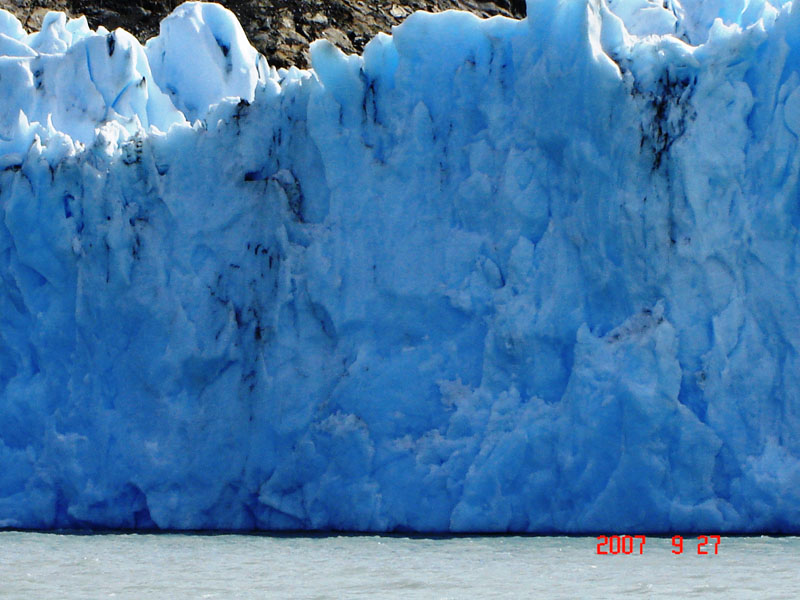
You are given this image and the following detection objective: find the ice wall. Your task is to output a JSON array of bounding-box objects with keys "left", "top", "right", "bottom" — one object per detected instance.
[{"left": 1, "top": 0, "right": 800, "bottom": 532}]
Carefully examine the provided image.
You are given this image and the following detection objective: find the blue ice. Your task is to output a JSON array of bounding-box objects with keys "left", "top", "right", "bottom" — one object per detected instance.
[{"left": 1, "top": 0, "right": 800, "bottom": 532}]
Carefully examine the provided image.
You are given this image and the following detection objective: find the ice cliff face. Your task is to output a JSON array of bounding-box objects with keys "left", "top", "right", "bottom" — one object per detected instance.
[{"left": 2, "top": 0, "right": 800, "bottom": 532}]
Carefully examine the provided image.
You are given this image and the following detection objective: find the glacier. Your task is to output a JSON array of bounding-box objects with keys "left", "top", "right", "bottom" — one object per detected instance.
[{"left": 1, "top": 0, "right": 800, "bottom": 533}]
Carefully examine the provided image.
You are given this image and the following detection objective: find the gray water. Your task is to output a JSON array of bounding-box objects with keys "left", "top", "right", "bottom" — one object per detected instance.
[{"left": 0, "top": 533, "right": 797, "bottom": 598}]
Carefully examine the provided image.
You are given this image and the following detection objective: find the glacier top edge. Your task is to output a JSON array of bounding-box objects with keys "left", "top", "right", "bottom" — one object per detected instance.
[{"left": 0, "top": 0, "right": 794, "bottom": 150}]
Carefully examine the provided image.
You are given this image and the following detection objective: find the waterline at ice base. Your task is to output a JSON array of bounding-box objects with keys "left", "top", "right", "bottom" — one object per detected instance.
[{"left": 1, "top": 0, "right": 800, "bottom": 532}]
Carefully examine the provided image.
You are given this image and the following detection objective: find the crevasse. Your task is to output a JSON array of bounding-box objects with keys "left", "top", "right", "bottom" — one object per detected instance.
[{"left": 1, "top": 0, "right": 800, "bottom": 532}]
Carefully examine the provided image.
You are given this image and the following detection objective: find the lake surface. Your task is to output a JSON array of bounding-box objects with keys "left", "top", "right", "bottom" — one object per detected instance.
[{"left": 0, "top": 533, "right": 796, "bottom": 598}]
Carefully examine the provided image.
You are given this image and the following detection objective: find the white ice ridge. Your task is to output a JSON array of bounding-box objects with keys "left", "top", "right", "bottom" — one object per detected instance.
[{"left": 1, "top": 0, "right": 800, "bottom": 532}]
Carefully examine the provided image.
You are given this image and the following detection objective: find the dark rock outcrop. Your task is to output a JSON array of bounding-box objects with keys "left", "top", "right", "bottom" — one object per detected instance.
[{"left": 2, "top": 0, "right": 526, "bottom": 68}]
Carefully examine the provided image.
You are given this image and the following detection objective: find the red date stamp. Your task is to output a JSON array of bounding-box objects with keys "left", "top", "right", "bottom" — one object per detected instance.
[{"left": 596, "top": 535, "right": 721, "bottom": 555}]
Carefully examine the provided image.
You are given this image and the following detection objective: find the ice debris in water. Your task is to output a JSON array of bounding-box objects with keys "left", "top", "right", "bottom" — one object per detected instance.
[{"left": 1, "top": 0, "right": 800, "bottom": 532}]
